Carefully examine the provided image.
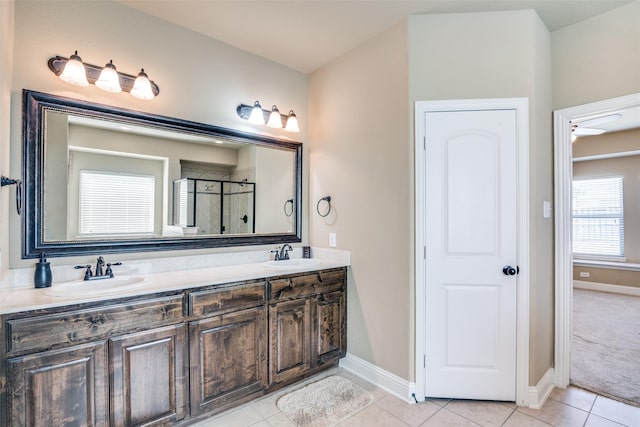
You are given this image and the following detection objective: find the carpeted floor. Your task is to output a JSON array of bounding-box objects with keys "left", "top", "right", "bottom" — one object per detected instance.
[
  {"left": 276, "top": 375, "right": 372, "bottom": 426},
  {"left": 572, "top": 288, "right": 640, "bottom": 407}
]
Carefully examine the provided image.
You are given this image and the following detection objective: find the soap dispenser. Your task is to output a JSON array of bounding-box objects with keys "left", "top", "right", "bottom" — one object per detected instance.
[{"left": 34, "top": 253, "right": 52, "bottom": 288}]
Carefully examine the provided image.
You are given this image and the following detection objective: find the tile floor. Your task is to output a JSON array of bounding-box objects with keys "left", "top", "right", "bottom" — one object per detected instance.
[{"left": 192, "top": 367, "right": 640, "bottom": 427}]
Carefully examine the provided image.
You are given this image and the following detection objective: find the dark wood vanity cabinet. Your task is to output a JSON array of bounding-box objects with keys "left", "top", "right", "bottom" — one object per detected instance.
[
  {"left": 187, "top": 281, "right": 268, "bottom": 416},
  {"left": 2, "top": 294, "right": 185, "bottom": 427},
  {"left": 110, "top": 324, "right": 187, "bottom": 426},
  {"left": 268, "top": 268, "right": 347, "bottom": 387},
  {"left": 269, "top": 298, "right": 312, "bottom": 384},
  {"left": 6, "top": 341, "right": 109, "bottom": 427},
  {"left": 0, "top": 267, "right": 346, "bottom": 426}
]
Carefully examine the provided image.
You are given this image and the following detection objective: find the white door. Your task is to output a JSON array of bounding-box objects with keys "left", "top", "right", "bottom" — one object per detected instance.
[{"left": 424, "top": 109, "right": 518, "bottom": 401}]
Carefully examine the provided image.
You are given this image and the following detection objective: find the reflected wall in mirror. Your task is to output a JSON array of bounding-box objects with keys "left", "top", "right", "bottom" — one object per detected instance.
[{"left": 23, "top": 90, "right": 302, "bottom": 258}]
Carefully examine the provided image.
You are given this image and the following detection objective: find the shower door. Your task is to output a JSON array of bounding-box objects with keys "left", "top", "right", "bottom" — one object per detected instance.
[{"left": 222, "top": 182, "right": 255, "bottom": 234}]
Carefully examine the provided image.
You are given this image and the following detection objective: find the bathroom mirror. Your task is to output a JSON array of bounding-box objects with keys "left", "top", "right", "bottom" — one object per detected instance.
[{"left": 22, "top": 90, "right": 302, "bottom": 258}]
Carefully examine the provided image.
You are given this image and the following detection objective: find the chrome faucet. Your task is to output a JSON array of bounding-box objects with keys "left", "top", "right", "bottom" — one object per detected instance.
[
  {"left": 271, "top": 244, "right": 293, "bottom": 261},
  {"left": 74, "top": 257, "right": 122, "bottom": 281}
]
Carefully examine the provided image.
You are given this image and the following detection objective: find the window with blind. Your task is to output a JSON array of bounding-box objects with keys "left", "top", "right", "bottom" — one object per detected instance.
[
  {"left": 79, "top": 170, "right": 155, "bottom": 236},
  {"left": 572, "top": 176, "right": 624, "bottom": 257}
]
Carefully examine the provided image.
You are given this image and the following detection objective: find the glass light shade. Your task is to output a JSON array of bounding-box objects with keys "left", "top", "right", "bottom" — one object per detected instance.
[
  {"left": 267, "top": 105, "right": 283, "bottom": 128},
  {"left": 130, "top": 69, "right": 155, "bottom": 100},
  {"left": 59, "top": 52, "right": 89, "bottom": 87},
  {"left": 284, "top": 110, "right": 300, "bottom": 133},
  {"left": 95, "top": 60, "right": 122, "bottom": 93},
  {"left": 248, "top": 101, "right": 266, "bottom": 125}
]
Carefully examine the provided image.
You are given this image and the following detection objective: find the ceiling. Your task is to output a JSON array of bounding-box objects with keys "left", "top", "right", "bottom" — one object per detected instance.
[{"left": 119, "top": 0, "right": 633, "bottom": 74}]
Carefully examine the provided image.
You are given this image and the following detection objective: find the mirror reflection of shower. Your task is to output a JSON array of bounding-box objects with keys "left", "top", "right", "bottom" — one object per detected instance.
[{"left": 173, "top": 178, "right": 255, "bottom": 235}]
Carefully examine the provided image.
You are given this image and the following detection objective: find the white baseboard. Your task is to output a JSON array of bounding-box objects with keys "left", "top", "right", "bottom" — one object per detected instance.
[
  {"left": 573, "top": 280, "right": 640, "bottom": 297},
  {"left": 339, "top": 352, "right": 416, "bottom": 404},
  {"left": 528, "top": 368, "right": 554, "bottom": 409}
]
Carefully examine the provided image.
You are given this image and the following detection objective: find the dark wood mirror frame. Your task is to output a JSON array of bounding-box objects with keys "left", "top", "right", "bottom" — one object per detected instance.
[{"left": 22, "top": 89, "right": 302, "bottom": 259}]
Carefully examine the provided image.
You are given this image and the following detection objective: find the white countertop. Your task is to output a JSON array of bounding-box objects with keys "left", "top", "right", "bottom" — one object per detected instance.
[{"left": 0, "top": 248, "right": 350, "bottom": 315}]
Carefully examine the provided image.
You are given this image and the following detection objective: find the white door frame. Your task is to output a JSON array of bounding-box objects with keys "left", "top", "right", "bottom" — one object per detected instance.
[
  {"left": 415, "top": 98, "right": 530, "bottom": 406},
  {"left": 553, "top": 92, "right": 640, "bottom": 388}
]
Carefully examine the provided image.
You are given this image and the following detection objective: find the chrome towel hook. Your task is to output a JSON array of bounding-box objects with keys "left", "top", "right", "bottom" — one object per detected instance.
[
  {"left": 316, "top": 195, "right": 332, "bottom": 217},
  {"left": 1, "top": 176, "right": 22, "bottom": 215}
]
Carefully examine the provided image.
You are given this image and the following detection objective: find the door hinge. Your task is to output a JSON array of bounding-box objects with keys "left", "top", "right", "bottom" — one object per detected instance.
[
  {"left": 424, "top": 354, "right": 427, "bottom": 367},
  {"left": 423, "top": 136, "right": 426, "bottom": 150},
  {"left": 423, "top": 246, "right": 426, "bottom": 259}
]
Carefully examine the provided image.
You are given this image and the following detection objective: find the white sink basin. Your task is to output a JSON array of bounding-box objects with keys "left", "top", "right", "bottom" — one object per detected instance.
[
  {"left": 263, "top": 259, "right": 321, "bottom": 270},
  {"left": 44, "top": 276, "right": 148, "bottom": 298}
]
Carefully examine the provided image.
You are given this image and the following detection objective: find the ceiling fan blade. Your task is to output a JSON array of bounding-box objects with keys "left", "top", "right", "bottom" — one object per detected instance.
[{"left": 572, "top": 127, "right": 606, "bottom": 136}]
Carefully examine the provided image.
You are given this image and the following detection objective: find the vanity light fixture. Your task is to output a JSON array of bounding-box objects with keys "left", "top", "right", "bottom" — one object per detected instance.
[
  {"left": 248, "top": 101, "right": 266, "bottom": 125},
  {"left": 95, "top": 60, "right": 122, "bottom": 93},
  {"left": 267, "top": 105, "right": 283, "bottom": 128},
  {"left": 130, "top": 69, "right": 155, "bottom": 100},
  {"left": 284, "top": 110, "right": 300, "bottom": 133},
  {"left": 48, "top": 52, "right": 160, "bottom": 100},
  {"left": 237, "top": 101, "right": 300, "bottom": 132},
  {"left": 58, "top": 51, "right": 89, "bottom": 87}
]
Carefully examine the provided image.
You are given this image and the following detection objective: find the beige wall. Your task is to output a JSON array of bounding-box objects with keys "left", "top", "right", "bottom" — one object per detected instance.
[
  {"left": 572, "top": 129, "right": 640, "bottom": 285},
  {"left": 4, "top": 0, "right": 638, "bottom": 391},
  {"left": 553, "top": 2, "right": 640, "bottom": 300},
  {"left": 255, "top": 146, "right": 296, "bottom": 234},
  {"left": 573, "top": 128, "right": 640, "bottom": 158},
  {"left": 0, "top": 1, "right": 14, "bottom": 276},
  {"left": 573, "top": 265, "right": 640, "bottom": 288},
  {"left": 408, "top": 9, "right": 553, "bottom": 386},
  {"left": 551, "top": 1, "right": 640, "bottom": 109},
  {"left": 309, "top": 9, "right": 555, "bottom": 385},
  {"left": 6, "top": 0, "right": 308, "bottom": 269},
  {"left": 309, "top": 21, "right": 411, "bottom": 379},
  {"left": 573, "top": 154, "right": 640, "bottom": 262}
]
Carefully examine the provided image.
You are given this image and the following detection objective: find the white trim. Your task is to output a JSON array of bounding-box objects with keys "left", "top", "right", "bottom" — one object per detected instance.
[
  {"left": 553, "top": 91, "right": 640, "bottom": 389},
  {"left": 574, "top": 259, "right": 640, "bottom": 271},
  {"left": 527, "top": 368, "right": 555, "bottom": 409},
  {"left": 414, "top": 98, "right": 530, "bottom": 406},
  {"left": 339, "top": 353, "right": 416, "bottom": 403},
  {"left": 573, "top": 280, "right": 640, "bottom": 297},
  {"left": 573, "top": 149, "right": 640, "bottom": 162},
  {"left": 573, "top": 255, "right": 627, "bottom": 263}
]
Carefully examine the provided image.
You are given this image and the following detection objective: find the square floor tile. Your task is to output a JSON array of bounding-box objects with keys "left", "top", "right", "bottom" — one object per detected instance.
[
  {"left": 518, "top": 398, "right": 589, "bottom": 427},
  {"left": 549, "top": 386, "right": 597, "bottom": 412},
  {"left": 419, "top": 408, "right": 480, "bottom": 426},
  {"left": 445, "top": 400, "right": 515, "bottom": 426},
  {"left": 591, "top": 396, "right": 640, "bottom": 426},
  {"left": 375, "top": 395, "right": 440, "bottom": 426}
]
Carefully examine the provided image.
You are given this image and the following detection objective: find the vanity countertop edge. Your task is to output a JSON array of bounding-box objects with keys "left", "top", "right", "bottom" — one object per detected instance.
[{"left": 0, "top": 257, "right": 350, "bottom": 315}]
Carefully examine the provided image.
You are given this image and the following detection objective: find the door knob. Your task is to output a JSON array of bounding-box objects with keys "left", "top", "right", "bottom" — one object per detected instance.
[{"left": 502, "top": 265, "right": 519, "bottom": 276}]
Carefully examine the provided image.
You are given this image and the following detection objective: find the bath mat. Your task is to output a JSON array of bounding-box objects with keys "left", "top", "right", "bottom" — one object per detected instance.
[{"left": 276, "top": 376, "right": 372, "bottom": 426}]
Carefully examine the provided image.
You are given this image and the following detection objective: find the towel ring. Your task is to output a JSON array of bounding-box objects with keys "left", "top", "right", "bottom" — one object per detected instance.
[
  {"left": 284, "top": 199, "right": 294, "bottom": 217},
  {"left": 1, "top": 176, "right": 22, "bottom": 215},
  {"left": 316, "top": 196, "right": 332, "bottom": 218}
]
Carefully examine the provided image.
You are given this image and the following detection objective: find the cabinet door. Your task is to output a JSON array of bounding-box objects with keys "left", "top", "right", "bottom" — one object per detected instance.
[
  {"left": 313, "top": 290, "right": 347, "bottom": 366},
  {"left": 6, "top": 341, "right": 109, "bottom": 427},
  {"left": 189, "top": 306, "right": 267, "bottom": 415},
  {"left": 269, "top": 298, "right": 311, "bottom": 385},
  {"left": 110, "top": 324, "right": 187, "bottom": 427}
]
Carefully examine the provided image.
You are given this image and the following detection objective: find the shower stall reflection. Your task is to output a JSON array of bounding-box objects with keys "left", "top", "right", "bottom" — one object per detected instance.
[{"left": 173, "top": 178, "right": 255, "bottom": 235}]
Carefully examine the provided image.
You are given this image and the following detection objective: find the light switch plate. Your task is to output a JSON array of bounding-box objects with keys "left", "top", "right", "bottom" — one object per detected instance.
[
  {"left": 329, "top": 232, "right": 337, "bottom": 247},
  {"left": 543, "top": 201, "right": 552, "bottom": 219}
]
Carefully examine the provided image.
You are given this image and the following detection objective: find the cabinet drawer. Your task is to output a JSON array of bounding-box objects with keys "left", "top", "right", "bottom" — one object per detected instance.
[
  {"left": 269, "top": 269, "right": 345, "bottom": 301},
  {"left": 6, "top": 295, "right": 184, "bottom": 354},
  {"left": 189, "top": 282, "right": 266, "bottom": 317}
]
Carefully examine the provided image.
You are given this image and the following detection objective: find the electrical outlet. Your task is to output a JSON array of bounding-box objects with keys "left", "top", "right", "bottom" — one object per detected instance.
[
  {"left": 329, "top": 232, "right": 337, "bottom": 248},
  {"left": 579, "top": 271, "right": 590, "bottom": 278}
]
